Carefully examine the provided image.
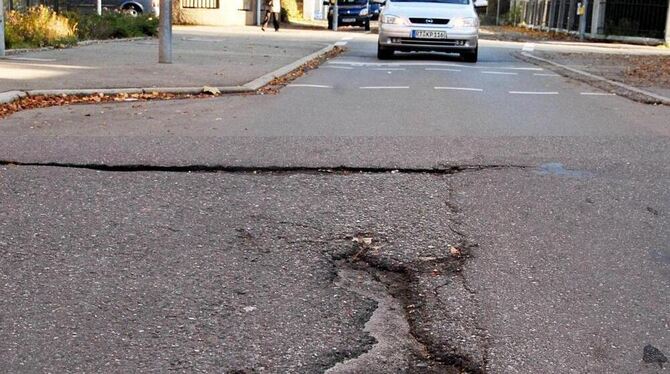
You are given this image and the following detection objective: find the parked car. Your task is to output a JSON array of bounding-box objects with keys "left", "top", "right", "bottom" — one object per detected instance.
[
  {"left": 66, "top": 0, "right": 159, "bottom": 16},
  {"left": 324, "top": 0, "right": 372, "bottom": 31},
  {"left": 377, "top": 0, "right": 479, "bottom": 62}
]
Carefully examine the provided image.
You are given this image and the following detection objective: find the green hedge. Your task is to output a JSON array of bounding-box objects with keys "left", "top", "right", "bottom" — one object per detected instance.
[{"left": 4, "top": 6, "right": 159, "bottom": 49}]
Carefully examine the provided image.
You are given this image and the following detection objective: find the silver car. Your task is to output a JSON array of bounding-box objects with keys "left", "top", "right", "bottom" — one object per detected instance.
[{"left": 377, "top": 0, "right": 479, "bottom": 62}]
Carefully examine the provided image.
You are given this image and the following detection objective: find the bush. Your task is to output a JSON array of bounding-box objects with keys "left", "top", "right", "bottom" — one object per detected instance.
[
  {"left": 281, "top": 0, "right": 303, "bottom": 21},
  {"left": 4, "top": 7, "right": 158, "bottom": 49},
  {"left": 4, "top": 6, "right": 77, "bottom": 49},
  {"left": 66, "top": 11, "right": 159, "bottom": 40}
]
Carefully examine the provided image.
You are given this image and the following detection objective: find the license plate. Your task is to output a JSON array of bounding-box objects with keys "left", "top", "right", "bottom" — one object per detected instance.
[
  {"left": 342, "top": 17, "right": 356, "bottom": 22},
  {"left": 413, "top": 30, "right": 447, "bottom": 39}
]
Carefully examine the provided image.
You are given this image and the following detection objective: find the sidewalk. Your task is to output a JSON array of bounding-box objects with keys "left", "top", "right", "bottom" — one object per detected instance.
[{"left": 0, "top": 25, "right": 342, "bottom": 94}]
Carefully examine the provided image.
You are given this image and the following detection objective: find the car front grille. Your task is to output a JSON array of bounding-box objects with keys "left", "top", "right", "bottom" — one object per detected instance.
[{"left": 409, "top": 18, "right": 449, "bottom": 24}]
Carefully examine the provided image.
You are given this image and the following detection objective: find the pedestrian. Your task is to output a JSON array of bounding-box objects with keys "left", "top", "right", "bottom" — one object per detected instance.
[{"left": 261, "top": 0, "right": 281, "bottom": 32}]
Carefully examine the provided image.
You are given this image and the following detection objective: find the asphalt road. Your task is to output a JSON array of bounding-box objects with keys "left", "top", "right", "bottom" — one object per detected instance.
[{"left": 1, "top": 34, "right": 669, "bottom": 373}]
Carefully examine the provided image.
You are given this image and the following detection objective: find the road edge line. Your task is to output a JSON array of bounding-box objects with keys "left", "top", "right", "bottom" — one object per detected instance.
[{"left": 519, "top": 52, "right": 670, "bottom": 105}]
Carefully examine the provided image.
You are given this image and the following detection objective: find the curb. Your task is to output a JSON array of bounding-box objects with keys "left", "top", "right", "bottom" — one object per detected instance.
[
  {"left": 520, "top": 52, "right": 670, "bottom": 105},
  {"left": 3, "top": 37, "right": 155, "bottom": 56},
  {"left": 0, "top": 43, "right": 337, "bottom": 107}
]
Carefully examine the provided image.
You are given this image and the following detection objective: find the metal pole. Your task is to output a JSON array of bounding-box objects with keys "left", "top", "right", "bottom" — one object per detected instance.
[
  {"left": 332, "top": 0, "right": 338, "bottom": 30},
  {"left": 159, "top": 0, "right": 172, "bottom": 63},
  {"left": 0, "top": 0, "right": 5, "bottom": 57},
  {"left": 578, "top": 0, "right": 587, "bottom": 39},
  {"left": 256, "top": 0, "right": 261, "bottom": 25},
  {"left": 97, "top": 0, "right": 102, "bottom": 15},
  {"left": 496, "top": 0, "right": 501, "bottom": 25}
]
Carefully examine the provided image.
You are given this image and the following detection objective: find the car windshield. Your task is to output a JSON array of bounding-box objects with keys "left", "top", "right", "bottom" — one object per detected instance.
[{"left": 392, "top": 0, "right": 470, "bottom": 3}]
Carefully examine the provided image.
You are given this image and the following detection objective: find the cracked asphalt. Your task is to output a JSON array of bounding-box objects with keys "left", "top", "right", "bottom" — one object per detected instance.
[{"left": 1, "top": 34, "right": 669, "bottom": 373}]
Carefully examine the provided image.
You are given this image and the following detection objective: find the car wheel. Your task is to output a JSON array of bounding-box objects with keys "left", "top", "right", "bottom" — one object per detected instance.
[
  {"left": 377, "top": 43, "right": 393, "bottom": 59},
  {"left": 123, "top": 4, "right": 141, "bottom": 17},
  {"left": 462, "top": 47, "right": 478, "bottom": 63},
  {"left": 364, "top": 20, "right": 371, "bottom": 31}
]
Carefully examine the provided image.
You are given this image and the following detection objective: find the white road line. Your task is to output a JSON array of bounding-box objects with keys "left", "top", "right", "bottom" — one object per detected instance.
[
  {"left": 534, "top": 73, "right": 560, "bottom": 77},
  {"left": 372, "top": 68, "right": 406, "bottom": 71},
  {"left": 482, "top": 71, "right": 518, "bottom": 75},
  {"left": 287, "top": 84, "right": 333, "bottom": 88},
  {"left": 322, "top": 66, "right": 354, "bottom": 70},
  {"left": 522, "top": 42, "right": 536, "bottom": 52},
  {"left": 1, "top": 56, "right": 57, "bottom": 62},
  {"left": 434, "top": 87, "right": 483, "bottom": 92},
  {"left": 509, "top": 91, "right": 559, "bottom": 95},
  {"left": 360, "top": 86, "right": 410, "bottom": 89},
  {"left": 334, "top": 41, "right": 348, "bottom": 46},
  {"left": 580, "top": 92, "right": 616, "bottom": 96},
  {"left": 331, "top": 61, "right": 466, "bottom": 68},
  {"left": 341, "top": 36, "right": 354, "bottom": 41},
  {"left": 501, "top": 67, "right": 544, "bottom": 71},
  {"left": 425, "top": 68, "right": 461, "bottom": 72}
]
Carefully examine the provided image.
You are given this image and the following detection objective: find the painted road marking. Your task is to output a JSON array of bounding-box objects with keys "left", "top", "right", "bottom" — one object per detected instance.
[
  {"left": 341, "top": 36, "right": 354, "bottom": 41},
  {"left": 372, "top": 68, "right": 406, "bottom": 71},
  {"left": 509, "top": 91, "right": 559, "bottom": 95},
  {"left": 482, "top": 71, "right": 518, "bottom": 75},
  {"left": 522, "top": 43, "right": 536, "bottom": 52},
  {"left": 534, "top": 73, "right": 560, "bottom": 77},
  {"left": 580, "top": 92, "right": 616, "bottom": 96},
  {"left": 287, "top": 84, "right": 332, "bottom": 88},
  {"left": 334, "top": 41, "right": 348, "bottom": 46},
  {"left": 434, "top": 87, "right": 483, "bottom": 92},
  {"left": 425, "top": 68, "right": 462, "bottom": 72},
  {"left": 1, "top": 56, "right": 57, "bottom": 62},
  {"left": 360, "top": 86, "right": 410, "bottom": 89},
  {"left": 322, "top": 66, "right": 354, "bottom": 69}
]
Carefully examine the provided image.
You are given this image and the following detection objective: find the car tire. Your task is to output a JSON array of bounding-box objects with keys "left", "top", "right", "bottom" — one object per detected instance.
[
  {"left": 364, "top": 20, "right": 371, "bottom": 31},
  {"left": 377, "top": 43, "right": 393, "bottom": 59},
  {"left": 462, "top": 47, "right": 478, "bottom": 63},
  {"left": 123, "top": 4, "right": 141, "bottom": 17}
]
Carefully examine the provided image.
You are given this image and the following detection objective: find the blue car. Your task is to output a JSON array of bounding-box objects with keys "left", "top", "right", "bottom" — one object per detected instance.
[
  {"left": 324, "top": 0, "right": 371, "bottom": 31},
  {"left": 368, "top": 0, "right": 382, "bottom": 20}
]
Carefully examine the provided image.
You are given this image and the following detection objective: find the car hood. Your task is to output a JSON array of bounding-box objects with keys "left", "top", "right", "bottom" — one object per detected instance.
[{"left": 383, "top": 1, "right": 475, "bottom": 19}]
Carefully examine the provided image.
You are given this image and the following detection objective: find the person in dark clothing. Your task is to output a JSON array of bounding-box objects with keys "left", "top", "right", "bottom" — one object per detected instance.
[{"left": 262, "top": 0, "right": 281, "bottom": 31}]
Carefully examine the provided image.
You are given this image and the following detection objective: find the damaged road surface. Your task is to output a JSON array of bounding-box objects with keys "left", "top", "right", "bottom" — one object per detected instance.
[{"left": 0, "top": 167, "right": 485, "bottom": 373}]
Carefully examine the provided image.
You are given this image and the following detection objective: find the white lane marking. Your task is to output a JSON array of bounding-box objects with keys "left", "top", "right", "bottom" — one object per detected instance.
[
  {"left": 331, "top": 61, "right": 466, "bottom": 68},
  {"left": 434, "top": 87, "right": 483, "bottom": 92},
  {"left": 482, "top": 71, "right": 518, "bottom": 75},
  {"left": 1, "top": 56, "right": 57, "bottom": 62},
  {"left": 360, "top": 86, "right": 410, "bottom": 89},
  {"left": 509, "top": 91, "right": 559, "bottom": 95},
  {"left": 425, "top": 68, "right": 462, "bottom": 72},
  {"left": 341, "top": 36, "right": 354, "bottom": 41},
  {"left": 287, "top": 84, "right": 332, "bottom": 88},
  {"left": 534, "top": 73, "right": 560, "bottom": 77},
  {"left": 522, "top": 43, "right": 536, "bottom": 52},
  {"left": 501, "top": 67, "right": 543, "bottom": 71},
  {"left": 334, "top": 41, "right": 348, "bottom": 46},
  {"left": 322, "top": 66, "right": 354, "bottom": 70},
  {"left": 580, "top": 92, "right": 616, "bottom": 96},
  {"left": 372, "top": 68, "right": 406, "bottom": 71}
]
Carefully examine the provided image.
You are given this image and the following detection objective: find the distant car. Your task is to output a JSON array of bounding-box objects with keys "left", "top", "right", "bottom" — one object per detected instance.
[
  {"left": 324, "top": 0, "right": 372, "bottom": 31},
  {"left": 368, "top": 0, "right": 382, "bottom": 20},
  {"left": 67, "top": 0, "right": 159, "bottom": 16},
  {"left": 377, "top": 0, "right": 480, "bottom": 62}
]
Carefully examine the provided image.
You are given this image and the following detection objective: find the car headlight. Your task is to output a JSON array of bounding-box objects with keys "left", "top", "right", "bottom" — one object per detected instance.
[
  {"left": 450, "top": 17, "right": 478, "bottom": 28},
  {"left": 380, "top": 14, "right": 408, "bottom": 25},
  {"left": 359, "top": 8, "right": 369, "bottom": 16}
]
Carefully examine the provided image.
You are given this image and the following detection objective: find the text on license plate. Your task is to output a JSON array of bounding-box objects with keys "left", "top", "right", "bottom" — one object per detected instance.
[
  {"left": 342, "top": 17, "right": 356, "bottom": 22},
  {"left": 413, "top": 30, "right": 446, "bottom": 39}
]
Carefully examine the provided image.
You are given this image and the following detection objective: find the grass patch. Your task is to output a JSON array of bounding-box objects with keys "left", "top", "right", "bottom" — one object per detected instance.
[{"left": 4, "top": 6, "right": 158, "bottom": 49}]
